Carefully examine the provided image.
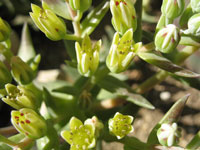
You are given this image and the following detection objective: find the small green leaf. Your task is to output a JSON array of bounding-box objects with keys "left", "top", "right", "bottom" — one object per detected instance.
[
  {"left": 81, "top": 1, "right": 110, "bottom": 36},
  {"left": 18, "top": 23, "right": 36, "bottom": 62},
  {"left": 138, "top": 51, "right": 200, "bottom": 78},
  {"left": 53, "top": 85, "right": 78, "bottom": 95},
  {"left": 186, "top": 130, "right": 200, "bottom": 149},
  {"left": 147, "top": 94, "right": 189, "bottom": 145},
  {"left": 97, "top": 75, "right": 154, "bottom": 109}
]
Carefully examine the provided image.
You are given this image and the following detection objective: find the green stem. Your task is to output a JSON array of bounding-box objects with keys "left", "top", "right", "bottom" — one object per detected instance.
[
  {"left": 134, "top": 0, "right": 143, "bottom": 42},
  {"left": 64, "top": 34, "right": 82, "bottom": 42},
  {"left": 135, "top": 46, "right": 199, "bottom": 94},
  {"left": 72, "top": 21, "right": 82, "bottom": 37},
  {"left": 0, "top": 134, "right": 17, "bottom": 147}
]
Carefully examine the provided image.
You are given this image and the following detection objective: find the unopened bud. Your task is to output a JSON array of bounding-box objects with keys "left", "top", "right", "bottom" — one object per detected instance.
[
  {"left": 11, "top": 108, "right": 47, "bottom": 139},
  {"left": 2, "top": 84, "right": 37, "bottom": 110},
  {"left": 0, "top": 61, "right": 12, "bottom": 89},
  {"left": 183, "top": 13, "right": 200, "bottom": 37},
  {"left": 11, "top": 56, "right": 35, "bottom": 85},
  {"left": 0, "top": 18, "right": 11, "bottom": 42},
  {"left": 61, "top": 117, "right": 96, "bottom": 150},
  {"left": 108, "top": 112, "right": 134, "bottom": 139},
  {"left": 69, "top": 0, "right": 92, "bottom": 12},
  {"left": 110, "top": 0, "right": 137, "bottom": 35},
  {"left": 157, "top": 123, "right": 181, "bottom": 147},
  {"left": 75, "top": 35, "right": 101, "bottom": 77},
  {"left": 155, "top": 24, "right": 180, "bottom": 53},
  {"left": 106, "top": 29, "right": 138, "bottom": 73},
  {"left": 85, "top": 116, "right": 104, "bottom": 137},
  {"left": 30, "top": 4, "right": 67, "bottom": 41},
  {"left": 191, "top": 0, "right": 200, "bottom": 13},
  {"left": 161, "top": 0, "right": 185, "bottom": 19}
]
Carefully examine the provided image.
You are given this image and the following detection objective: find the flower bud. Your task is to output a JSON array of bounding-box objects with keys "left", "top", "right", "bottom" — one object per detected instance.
[
  {"left": 161, "top": 0, "right": 185, "bottom": 19},
  {"left": 191, "top": 0, "right": 200, "bottom": 13},
  {"left": 61, "top": 117, "right": 96, "bottom": 150},
  {"left": 11, "top": 108, "right": 47, "bottom": 139},
  {"left": 155, "top": 24, "right": 180, "bottom": 53},
  {"left": 108, "top": 112, "right": 134, "bottom": 139},
  {"left": 0, "top": 17, "right": 11, "bottom": 42},
  {"left": 2, "top": 84, "right": 37, "bottom": 110},
  {"left": 106, "top": 29, "right": 138, "bottom": 73},
  {"left": 75, "top": 35, "right": 101, "bottom": 77},
  {"left": 69, "top": 0, "right": 92, "bottom": 12},
  {"left": 0, "top": 61, "right": 12, "bottom": 89},
  {"left": 157, "top": 123, "right": 181, "bottom": 147},
  {"left": 85, "top": 116, "right": 104, "bottom": 137},
  {"left": 110, "top": 0, "right": 137, "bottom": 35},
  {"left": 11, "top": 56, "right": 35, "bottom": 85},
  {"left": 30, "top": 4, "right": 67, "bottom": 41},
  {"left": 183, "top": 13, "right": 200, "bottom": 36}
]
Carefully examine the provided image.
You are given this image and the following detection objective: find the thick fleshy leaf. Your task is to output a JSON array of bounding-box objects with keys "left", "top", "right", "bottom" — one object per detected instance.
[
  {"left": 97, "top": 75, "right": 154, "bottom": 109},
  {"left": 147, "top": 94, "right": 189, "bottom": 145},
  {"left": 53, "top": 85, "right": 78, "bottom": 95},
  {"left": 186, "top": 130, "right": 200, "bottom": 149},
  {"left": 81, "top": 1, "right": 110, "bottom": 36},
  {"left": 138, "top": 51, "right": 200, "bottom": 78}
]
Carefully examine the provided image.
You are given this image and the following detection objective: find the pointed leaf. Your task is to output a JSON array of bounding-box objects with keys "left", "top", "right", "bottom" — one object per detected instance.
[
  {"left": 186, "top": 130, "right": 200, "bottom": 149},
  {"left": 147, "top": 94, "right": 190, "bottom": 145},
  {"left": 18, "top": 23, "right": 36, "bottom": 62},
  {"left": 138, "top": 51, "right": 200, "bottom": 78},
  {"left": 81, "top": 1, "right": 110, "bottom": 36},
  {"left": 53, "top": 85, "right": 78, "bottom": 95},
  {"left": 97, "top": 75, "right": 154, "bottom": 109}
]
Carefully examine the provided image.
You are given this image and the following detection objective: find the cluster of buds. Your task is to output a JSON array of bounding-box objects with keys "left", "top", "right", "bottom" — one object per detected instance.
[
  {"left": 108, "top": 112, "right": 134, "bottom": 139},
  {"left": 155, "top": 24, "right": 180, "bottom": 53},
  {"left": 110, "top": 0, "right": 137, "bottom": 35},
  {"left": 0, "top": 17, "right": 11, "bottom": 42},
  {"left": 106, "top": 29, "right": 138, "bottom": 73},
  {"left": 157, "top": 123, "right": 181, "bottom": 147},
  {"left": 11, "top": 56, "right": 35, "bottom": 85},
  {"left": 69, "top": 0, "right": 92, "bottom": 12},
  {"left": 191, "top": 0, "right": 200, "bottom": 13},
  {"left": 2, "top": 84, "right": 37, "bottom": 110},
  {"left": 11, "top": 108, "right": 47, "bottom": 139},
  {"left": 161, "top": 0, "right": 185, "bottom": 20},
  {"left": 75, "top": 35, "right": 101, "bottom": 77},
  {"left": 30, "top": 3, "right": 67, "bottom": 41},
  {"left": 61, "top": 117, "right": 97, "bottom": 150},
  {"left": 0, "top": 61, "right": 12, "bottom": 89}
]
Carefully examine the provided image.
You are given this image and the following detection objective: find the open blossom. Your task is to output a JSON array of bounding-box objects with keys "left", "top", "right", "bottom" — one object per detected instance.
[
  {"left": 61, "top": 117, "right": 96, "bottom": 150},
  {"left": 109, "top": 112, "right": 134, "bottom": 139}
]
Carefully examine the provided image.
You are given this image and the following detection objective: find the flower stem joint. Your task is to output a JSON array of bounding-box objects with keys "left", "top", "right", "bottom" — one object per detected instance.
[
  {"left": 108, "top": 112, "right": 134, "bottom": 139},
  {"left": 2, "top": 84, "right": 37, "bottom": 110},
  {"left": 11, "top": 108, "right": 47, "bottom": 139},
  {"left": 69, "top": 0, "right": 92, "bottom": 12},
  {"left": 106, "top": 29, "right": 141, "bottom": 73},
  {"left": 61, "top": 117, "right": 97, "bottom": 150},
  {"left": 110, "top": 0, "right": 137, "bottom": 35},
  {"left": 157, "top": 123, "right": 181, "bottom": 147},
  {"left": 155, "top": 24, "right": 180, "bottom": 53},
  {"left": 75, "top": 35, "right": 101, "bottom": 77},
  {"left": 161, "top": 0, "right": 185, "bottom": 20},
  {"left": 0, "top": 17, "right": 11, "bottom": 42},
  {"left": 30, "top": 3, "right": 67, "bottom": 41}
]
